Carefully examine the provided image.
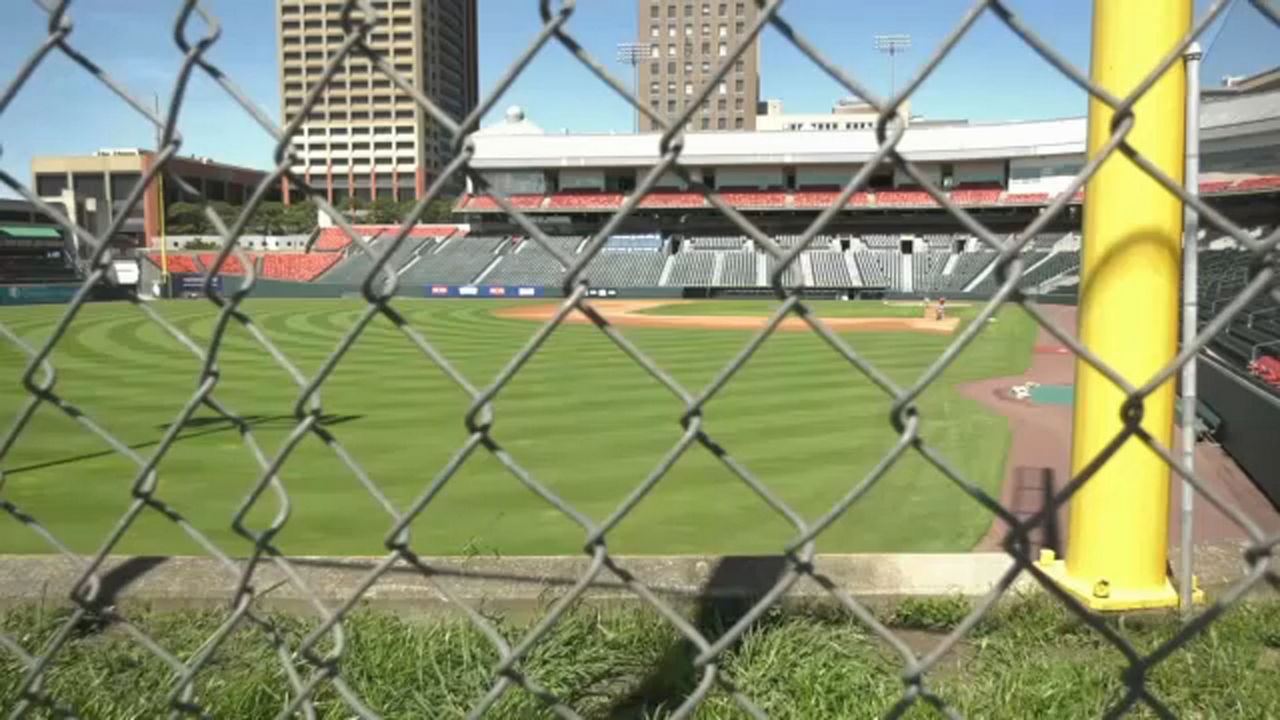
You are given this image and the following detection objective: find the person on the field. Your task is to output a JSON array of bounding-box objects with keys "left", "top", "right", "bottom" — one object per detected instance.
[{"left": 936, "top": 297, "right": 946, "bottom": 321}]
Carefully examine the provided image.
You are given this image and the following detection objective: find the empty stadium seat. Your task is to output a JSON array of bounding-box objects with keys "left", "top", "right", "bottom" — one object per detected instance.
[
  {"left": 792, "top": 190, "right": 871, "bottom": 207},
  {"left": 950, "top": 189, "right": 1001, "bottom": 205},
  {"left": 351, "top": 224, "right": 460, "bottom": 239},
  {"left": 260, "top": 253, "right": 342, "bottom": 282},
  {"left": 460, "top": 194, "right": 546, "bottom": 211},
  {"left": 1248, "top": 356, "right": 1280, "bottom": 389},
  {"left": 148, "top": 254, "right": 200, "bottom": 274},
  {"left": 719, "top": 190, "right": 787, "bottom": 208},
  {"left": 637, "top": 191, "right": 706, "bottom": 208},
  {"left": 1198, "top": 180, "right": 1235, "bottom": 195},
  {"left": 315, "top": 227, "right": 353, "bottom": 251},
  {"left": 874, "top": 190, "right": 935, "bottom": 206},
  {"left": 1002, "top": 192, "right": 1050, "bottom": 204},
  {"left": 546, "top": 192, "right": 624, "bottom": 210},
  {"left": 793, "top": 191, "right": 839, "bottom": 208},
  {"left": 1234, "top": 176, "right": 1280, "bottom": 192},
  {"left": 197, "top": 253, "right": 254, "bottom": 275}
]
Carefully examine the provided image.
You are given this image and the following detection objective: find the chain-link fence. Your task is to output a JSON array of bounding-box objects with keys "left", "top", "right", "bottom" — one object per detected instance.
[{"left": 2, "top": 0, "right": 1280, "bottom": 717}]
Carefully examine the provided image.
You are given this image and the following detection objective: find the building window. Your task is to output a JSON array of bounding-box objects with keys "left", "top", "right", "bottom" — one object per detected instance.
[
  {"left": 685, "top": 24, "right": 693, "bottom": 36},
  {"left": 685, "top": 82, "right": 693, "bottom": 94},
  {"left": 702, "top": 3, "right": 710, "bottom": 15},
  {"left": 736, "top": 58, "right": 744, "bottom": 72},
  {"left": 702, "top": 23, "right": 710, "bottom": 35},
  {"left": 718, "top": 98, "right": 727, "bottom": 110},
  {"left": 701, "top": 117, "right": 710, "bottom": 129},
  {"left": 668, "top": 25, "right": 677, "bottom": 37},
  {"left": 651, "top": 81, "right": 660, "bottom": 94},
  {"left": 650, "top": 46, "right": 660, "bottom": 58},
  {"left": 651, "top": 62, "right": 660, "bottom": 73},
  {"left": 735, "top": 78, "right": 744, "bottom": 91},
  {"left": 650, "top": 25, "right": 659, "bottom": 37},
  {"left": 668, "top": 44, "right": 676, "bottom": 56},
  {"left": 668, "top": 81, "right": 677, "bottom": 93},
  {"left": 734, "top": 97, "right": 743, "bottom": 109},
  {"left": 668, "top": 3, "right": 676, "bottom": 15},
  {"left": 668, "top": 99, "right": 677, "bottom": 112},
  {"left": 736, "top": 20, "right": 744, "bottom": 33},
  {"left": 684, "top": 61, "right": 693, "bottom": 73},
  {"left": 651, "top": 3, "right": 660, "bottom": 17},
  {"left": 702, "top": 61, "right": 711, "bottom": 73},
  {"left": 718, "top": 80, "right": 727, "bottom": 94},
  {"left": 685, "top": 3, "right": 693, "bottom": 15},
  {"left": 718, "top": 117, "right": 726, "bottom": 129},
  {"left": 652, "top": 119, "right": 663, "bottom": 131},
  {"left": 735, "top": 116, "right": 744, "bottom": 128},
  {"left": 719, "top": 24, "right": 727, "bottom": 37},
  {"left": 719, "top": 42, "right": 727, "bottom": 56},
  {"left": 668, "top": 61, "right": 677, "bottom": 73},
  {"left": 702, "top": 41, "right": 711, "bottom": 53},
  {"left": 736, "top": 2, "right": 745, "bottom": 13},
  {"left": 651, "top": 100, "right": 660, "bottom": 111}
]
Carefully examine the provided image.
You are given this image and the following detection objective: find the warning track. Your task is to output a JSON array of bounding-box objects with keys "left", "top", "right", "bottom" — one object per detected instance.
[{"left": 494, "top": 300, "right": 962, "bottom": 334}]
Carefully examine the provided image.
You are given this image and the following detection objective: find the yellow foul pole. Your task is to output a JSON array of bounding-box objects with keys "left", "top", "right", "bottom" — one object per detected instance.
[{"left": 1038, "top": 0, "right": 1194, "bottom": 610}]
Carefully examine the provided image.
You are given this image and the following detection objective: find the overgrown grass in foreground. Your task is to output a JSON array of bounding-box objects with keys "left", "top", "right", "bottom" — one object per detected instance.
[{"left": 3, "top": 596, "right": 1279, "bottom": 718}]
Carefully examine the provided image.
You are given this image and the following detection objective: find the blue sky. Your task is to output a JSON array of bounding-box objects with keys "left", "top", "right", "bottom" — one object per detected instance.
[{"left": 0, "top": 0, "right": 1277, "bottom": 188}]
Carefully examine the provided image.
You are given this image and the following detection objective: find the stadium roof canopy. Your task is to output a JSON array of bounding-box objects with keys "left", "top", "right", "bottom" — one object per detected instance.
[{"left": 469, "top": 91, "right": 1280, "bottom": 170}]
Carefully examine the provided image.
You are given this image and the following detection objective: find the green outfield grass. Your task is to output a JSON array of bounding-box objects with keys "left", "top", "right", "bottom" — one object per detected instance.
[{"left": 0, "top": 299, "right": 1036, "bottom": 557}]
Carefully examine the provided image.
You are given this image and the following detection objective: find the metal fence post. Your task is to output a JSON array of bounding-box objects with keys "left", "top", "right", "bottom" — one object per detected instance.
[
  {"left": 1040, "top": 0, "right": 1192, "bottom": 611},
  {"left": 1179, "top": 42, "right": 1203, "bottom": 615}
]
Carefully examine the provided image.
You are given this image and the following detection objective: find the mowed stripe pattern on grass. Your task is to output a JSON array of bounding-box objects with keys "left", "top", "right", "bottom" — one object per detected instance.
[{"left": 0, "top": 299, "right": 1036, "bottom": 556}]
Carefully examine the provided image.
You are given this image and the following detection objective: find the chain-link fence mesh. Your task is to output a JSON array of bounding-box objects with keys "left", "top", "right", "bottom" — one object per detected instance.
[{"left": 2, "top": 0, "right": 1280, "bottom": 716}]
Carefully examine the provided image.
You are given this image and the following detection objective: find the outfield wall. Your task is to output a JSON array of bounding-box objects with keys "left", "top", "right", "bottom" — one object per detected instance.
[
  {"left": 1198, "top": 354, "right": 1280, "bottom": 508},
  {"left": 0, "top": 284, "right": 79, "bottom": 305}
]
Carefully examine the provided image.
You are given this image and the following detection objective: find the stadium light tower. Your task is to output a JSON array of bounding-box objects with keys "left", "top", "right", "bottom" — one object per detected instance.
[
  {"left": 616, "top": 42, "right": 652, "bottom": 133},
  {"left": 873, "top": 34, "right": 912, "bottom": 97}
]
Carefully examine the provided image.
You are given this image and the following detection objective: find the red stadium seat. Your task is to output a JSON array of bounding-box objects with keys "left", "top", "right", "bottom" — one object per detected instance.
[
  {"left": 637, "top": 191, "right": 706, "bottom": 208},
  {"left": 1248, "top": 356, "right": 1280, "bottom": 388},
  {"left": 352, "top": 224, "right": 461, "bottom": 238},
  {"left": 461, "top": 193, "right": 545, "bottom": 210},
  {"left": 1198, "top": 180, "right": 1235, "bottom": 195},
  {"left": 793, "top": 190, "right": 839, "bottom": 208},
  {"left": 1002, "top": 192, "right": 1050, "bottom": 204},
  {"left": 1233, "top": 175, "right": 1280, "bottom": 192},
  {"left": 719, "top": 190, "right": 787, "bottom": 208},
  {"left": 315, "top": 227, "right": 353, "bottom": 251},
  {"left": 792, "top": 190, "right": 872, "bottom": 208},
  {"left": 950, "top": 189, "right": 1002, "bottom": 205},
  {"left": 148, "top": 254, "right": 199, "bottom": 274},
  {"left": 546, "top": 191, "right": 624, "bottom": 209},
  {"left": 198, "top": 253, "right": 255, "bottom": 275},
  {"left": 260, "top": 253, "right": 341, "bottom": 282},
  {"left": 874, "top": 190, "right": 936, "bottom": 206}
]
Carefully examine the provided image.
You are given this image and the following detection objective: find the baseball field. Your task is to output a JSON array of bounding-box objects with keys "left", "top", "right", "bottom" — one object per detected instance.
[{"left": 0, "top": 298, "right": 1036, "bottom": 556}]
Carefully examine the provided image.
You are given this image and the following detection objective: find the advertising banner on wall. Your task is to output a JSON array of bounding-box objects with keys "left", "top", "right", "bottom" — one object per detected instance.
[
  {"left": 422, "top": 285, "right": 545, "bottom": 299},
  {"left": 170, "top": 273, "right": 222, "bottom": 298}
]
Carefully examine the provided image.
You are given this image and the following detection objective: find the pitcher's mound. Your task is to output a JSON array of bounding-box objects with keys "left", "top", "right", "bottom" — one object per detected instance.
[{"left": 494, "top": 300, "right": 961, "bottom": 334}]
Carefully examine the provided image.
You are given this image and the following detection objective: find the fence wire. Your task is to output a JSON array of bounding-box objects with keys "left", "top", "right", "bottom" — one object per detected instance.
[{"left": 2, "top": 0, "right": 1280, "bottom": 717}]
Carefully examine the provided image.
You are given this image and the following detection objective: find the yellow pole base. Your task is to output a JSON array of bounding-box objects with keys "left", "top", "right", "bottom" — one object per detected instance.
[{"left": 1036, "top": 550, "right": 1201, "bottom": 611}]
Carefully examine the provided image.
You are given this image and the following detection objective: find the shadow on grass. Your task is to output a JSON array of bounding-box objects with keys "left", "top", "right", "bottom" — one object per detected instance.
[
  {"left": 605, "top": 555, "right": 788, "bottom": 718},
  {"left": 5, "top": 413, "right": 363, "bottom": 476}
]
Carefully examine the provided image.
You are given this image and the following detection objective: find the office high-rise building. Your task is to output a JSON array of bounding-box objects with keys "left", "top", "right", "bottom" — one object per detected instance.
[
  {"left": 276, "top": 0, "right": 478, "bottom": 203},
  {"left": 637, "top": 0, "right": 760, "bottom": 132}
]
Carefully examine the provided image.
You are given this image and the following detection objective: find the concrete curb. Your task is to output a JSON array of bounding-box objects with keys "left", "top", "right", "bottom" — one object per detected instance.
[{"left": 0, "top": 554, "right": 1034, "bottom": 615}]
